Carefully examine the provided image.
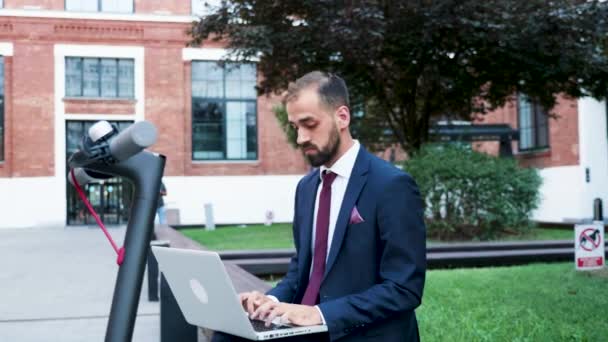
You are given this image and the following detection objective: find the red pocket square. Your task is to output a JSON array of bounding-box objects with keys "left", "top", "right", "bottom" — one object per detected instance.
[{"left": 349, "top": 206, "right": 365, "bottom": 224}]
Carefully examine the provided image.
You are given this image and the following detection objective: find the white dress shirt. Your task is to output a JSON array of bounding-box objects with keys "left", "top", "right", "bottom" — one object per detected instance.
[{"left": 312, "top": 140, "right": 360, "bottom": 261}]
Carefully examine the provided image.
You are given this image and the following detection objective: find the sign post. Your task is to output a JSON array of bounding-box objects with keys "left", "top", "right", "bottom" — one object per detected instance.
[{"left": 575, "top": 222, "right": 605, "bottom": 270}]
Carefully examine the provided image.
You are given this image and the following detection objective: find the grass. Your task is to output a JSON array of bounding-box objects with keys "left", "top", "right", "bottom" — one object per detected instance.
[
  {"left": 183, "top": 225, "right": 606, "bottom": 339},
  {"left": 418, "top": 263, "right": 608, "bottom": 341},
  {"left": 181, "top": 224, "right": 294, "bottom": 250},
  {"left": 181, "top": 224, "right": 574, "bottom": 251},
  {"left": 499, "top": 227, "right": 573, "bottom": 241},
  {"left": 262, "top": 263, "right": 608, "bottom": 341}
]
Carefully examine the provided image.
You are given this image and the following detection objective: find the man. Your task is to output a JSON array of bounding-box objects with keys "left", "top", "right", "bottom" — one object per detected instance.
[{"left": 217, "top": 71, "right": 426, "bottom": 341}]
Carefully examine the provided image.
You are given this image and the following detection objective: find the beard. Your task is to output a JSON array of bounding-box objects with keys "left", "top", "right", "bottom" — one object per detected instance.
[{"left": 301, "top": 125, "right": 341, "bottom": 167}]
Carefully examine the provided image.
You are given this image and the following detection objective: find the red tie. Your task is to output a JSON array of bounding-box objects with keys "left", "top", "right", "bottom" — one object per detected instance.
[{"left": 301, "top": 171, "right": 337, "bottom": 305}]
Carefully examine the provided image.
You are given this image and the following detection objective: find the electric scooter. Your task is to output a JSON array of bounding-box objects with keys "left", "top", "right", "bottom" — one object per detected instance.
[{"left": 68, "top": 120, "right": 165, "bottom": 342}]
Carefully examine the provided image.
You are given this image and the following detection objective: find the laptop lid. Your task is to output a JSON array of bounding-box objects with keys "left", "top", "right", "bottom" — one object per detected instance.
[{"left": 151, "top": 247, "right": 258, "bottom": 340}]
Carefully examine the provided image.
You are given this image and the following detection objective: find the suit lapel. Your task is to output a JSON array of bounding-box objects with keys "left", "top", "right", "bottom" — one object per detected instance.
[
  {"left": 324, "top": 148, "right": 370, "bottom": 279},
  {"left": 298, "top": 170, "right": 320, "bottom": 280}
]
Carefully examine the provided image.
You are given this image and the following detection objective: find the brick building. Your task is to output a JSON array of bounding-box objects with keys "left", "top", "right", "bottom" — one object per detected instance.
[
  {"left": 0, "top": 1, "right": 606, "bottom": 228},
  {"left": 0, "top": 1, "right": 309, "bottom": 228},
  {"left": 478, "top": 95, "right": 607, "bottom": 223}
]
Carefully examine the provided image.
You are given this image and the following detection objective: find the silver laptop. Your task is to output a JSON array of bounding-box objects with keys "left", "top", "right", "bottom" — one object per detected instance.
[{"left": 151, "top": 247, "right": 328, "bottom": 340}]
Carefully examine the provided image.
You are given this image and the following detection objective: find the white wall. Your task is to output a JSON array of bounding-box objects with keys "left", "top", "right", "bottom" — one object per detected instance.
[
  {"left": 163, "top": 175, "right": 303, "bottom": 225},
  {"left": 532, "top": 166, "right": 586, "bottom": 222},
  {"left": 0, "top": 177, "right": 65, "bottom": 228},
  {"left": 577, "top": 97, "right": 608, "bottom": 219},
  {"left": 0, "top": 174, "right": 304, "bottom": 228}
]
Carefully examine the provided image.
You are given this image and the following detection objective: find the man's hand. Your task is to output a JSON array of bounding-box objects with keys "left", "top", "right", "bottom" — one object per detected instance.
[
  {"left": 239, "top": 291, "right": 274, "bottom": 316},
  {"left": 251, "top": 302, "right": 322, "bottom": 327}
]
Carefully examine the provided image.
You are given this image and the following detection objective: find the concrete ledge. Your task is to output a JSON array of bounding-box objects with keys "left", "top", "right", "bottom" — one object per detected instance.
[
  {"left": 215, "top": 240, "right": 608, "bottom": 275},
  {"left": 153, "top": 225, "right": 271, "bottom": 342}
]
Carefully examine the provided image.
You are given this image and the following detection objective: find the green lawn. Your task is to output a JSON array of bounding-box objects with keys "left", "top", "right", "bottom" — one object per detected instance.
[
  {"left": 499, "top": 227, "right": 573, "bottom": 241},
  {"left": 182, "top": 224, "right": 294, "bottom": 250},
  {"left": 181, "top": 224, "right": 574, "bottom": 251},
  {"left": 263, "top": 263, "right": 608, "bottom": 341},
  {"left": 419, "top": 263, "right": 608, "bottom": 341}
]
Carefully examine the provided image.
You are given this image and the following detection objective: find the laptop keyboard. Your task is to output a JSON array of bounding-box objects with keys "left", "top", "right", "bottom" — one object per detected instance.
[{"left": 250, "top": 319, "right": 292, "bottom": 332}]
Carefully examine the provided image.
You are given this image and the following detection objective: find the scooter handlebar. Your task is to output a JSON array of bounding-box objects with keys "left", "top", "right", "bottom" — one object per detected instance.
[{"left": 109, "top": 121, "right": 158, "bottom": 162}]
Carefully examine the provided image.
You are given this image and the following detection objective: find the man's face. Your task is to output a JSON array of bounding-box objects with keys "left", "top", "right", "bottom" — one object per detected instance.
[{"left": 287, "top": 88, "right": 341, "bottom": 167}]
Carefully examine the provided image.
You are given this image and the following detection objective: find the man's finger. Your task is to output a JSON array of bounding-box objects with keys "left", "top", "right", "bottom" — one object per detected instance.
[
  {"left": 246, "top": 295, "right": 257, "bottom": 315},
  {"left": 264, "top": 304, "right": 285, "bottom": 326},
  {"left": 239, "top": 292, "right": 249, "bottom": 305},
  {"left": 280, "top": 313, "right": 290, "bottom": 326},
  {"left": 252, "top": 301, "right": 275, "bottom": 320}
]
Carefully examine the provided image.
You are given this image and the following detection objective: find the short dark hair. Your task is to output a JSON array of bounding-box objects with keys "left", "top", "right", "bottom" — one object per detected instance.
[{"left": 283, "top": 71, "right": 350, "bottom": 110}]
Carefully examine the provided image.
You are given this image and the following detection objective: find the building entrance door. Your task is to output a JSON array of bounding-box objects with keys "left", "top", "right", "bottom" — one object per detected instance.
[{"left": 65, "top": 120, "right": 133, "bottom": 225}]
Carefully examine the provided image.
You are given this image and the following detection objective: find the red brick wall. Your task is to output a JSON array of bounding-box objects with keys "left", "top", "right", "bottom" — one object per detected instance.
[
  {"left": 0, "top": 15, "right": 309, "bottom": 178},
  {"left": 144, "top": 47, "right": 188, "bottom": 176},
  {"left": 64, "top": 99, "right": 136, "bottom": 115},
  {"left": 10, "top": 42, "right": 55, "bottom": 177},
  {"left": 476, "top": 96, "right": 580, "bottom": 168},
  {"left": 5, "top": 0, "right": 64, "bottom": 10},
  {"left": 257, "top": 93, "right": 310, "bottom": 175}
]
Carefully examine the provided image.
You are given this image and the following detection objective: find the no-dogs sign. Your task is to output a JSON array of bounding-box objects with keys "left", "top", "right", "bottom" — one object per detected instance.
[{"left": 575, "top": 223, "right": 605, "bottom": 270}]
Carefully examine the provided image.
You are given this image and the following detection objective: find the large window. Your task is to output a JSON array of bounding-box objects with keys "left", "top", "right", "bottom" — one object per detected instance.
[
  {"left": 518, "top": 94, "right": 549, "bottom": 151},
  {"left": 65, "top": 57, "right": 134, "bottom": 99},
  {"left": 192, "top": 61, "right": 258, "bottom": 160},
  {"left": 0, "top": 56, "right": 4, "bottom": 161},
  {"left": 66, "top": 0, "right": 133, "bottom": 13}
]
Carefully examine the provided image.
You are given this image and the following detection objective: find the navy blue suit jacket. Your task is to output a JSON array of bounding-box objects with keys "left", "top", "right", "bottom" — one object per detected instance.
[{"left": 268, "top": 147, "right": 426, "bottom": 341}]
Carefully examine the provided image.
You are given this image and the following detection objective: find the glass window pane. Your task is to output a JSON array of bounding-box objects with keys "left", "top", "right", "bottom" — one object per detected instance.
[
  {"left": 102, "top": 0, "right": 133, "bottom": 13},
  {"left": 536, "top": 105, "right": 549, "bottom": 148},
  {"left": 226, "top": 102, "right": 247, "bottom": 159},
  {"left": 82, "top": 58, "right": 100, "bottom": 97},
  {"left": 65, "top": 58, "right": 82, "bottom": 97},
  {"left": 193, "top": 99, "right": 224, "bottom": 159},
  {"left": 518, "top": 95, "right": 533, "bottom": 150},
  {"left": 66, "top": 0, "right": 98, "bottom": 12},
  {"left": 118, "top": 59, "right": 134, "bottom": 98},
  {"left": 0, "top": 56, "right": 3, "bottom": 95},
  {"left": 192, "top": 61, "right": 223, "bottom": 98},
  {"left": 226, "top": 63, "right": 256, "bottom": 99},
  {"left": 66, "top": 121, "right": 85, "bottom": 155},
  {"left": 246, "top": 102, "right": 257, "bottom": 159},
  {"left": 100, "top": 59, "right": 117, "bottom": 98}
]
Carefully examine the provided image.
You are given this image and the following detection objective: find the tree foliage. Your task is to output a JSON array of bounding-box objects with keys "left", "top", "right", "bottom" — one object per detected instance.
[{"left": 190, "top": 0, "right": 608, "bottom": 152}]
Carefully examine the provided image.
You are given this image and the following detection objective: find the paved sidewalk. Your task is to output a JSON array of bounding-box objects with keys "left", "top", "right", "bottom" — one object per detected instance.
[{"left": 0, "top": 226, "right": 159, "bottom": 342}]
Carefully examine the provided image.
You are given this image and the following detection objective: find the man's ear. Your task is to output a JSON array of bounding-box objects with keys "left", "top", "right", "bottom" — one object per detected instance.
[{"left": 334, "top": 105, "right": 351, "bottom": 130}]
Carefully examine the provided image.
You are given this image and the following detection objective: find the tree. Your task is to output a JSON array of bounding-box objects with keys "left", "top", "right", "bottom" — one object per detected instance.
[{"left": 190, "top": 0, "right": 608, "bottom": 152}]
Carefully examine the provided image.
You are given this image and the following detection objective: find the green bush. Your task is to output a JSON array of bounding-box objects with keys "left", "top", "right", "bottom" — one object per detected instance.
[{"left": 404, "top": 144, "right": 542, "bottom": 240}]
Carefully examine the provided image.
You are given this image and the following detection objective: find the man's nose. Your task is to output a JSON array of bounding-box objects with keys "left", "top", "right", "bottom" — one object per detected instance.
[{"left": 296, "top": 131, "right": 310, "bottom": 145}]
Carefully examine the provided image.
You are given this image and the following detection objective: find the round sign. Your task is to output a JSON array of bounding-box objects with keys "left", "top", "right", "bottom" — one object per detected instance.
[{"left": 579, "top": 228, "right": 601, "bottom": 252}]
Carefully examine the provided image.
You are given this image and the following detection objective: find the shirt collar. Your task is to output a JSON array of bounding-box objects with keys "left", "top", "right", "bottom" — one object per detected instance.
[{"left": 320, "top": 140, "right": 360, "bottom": 181}]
